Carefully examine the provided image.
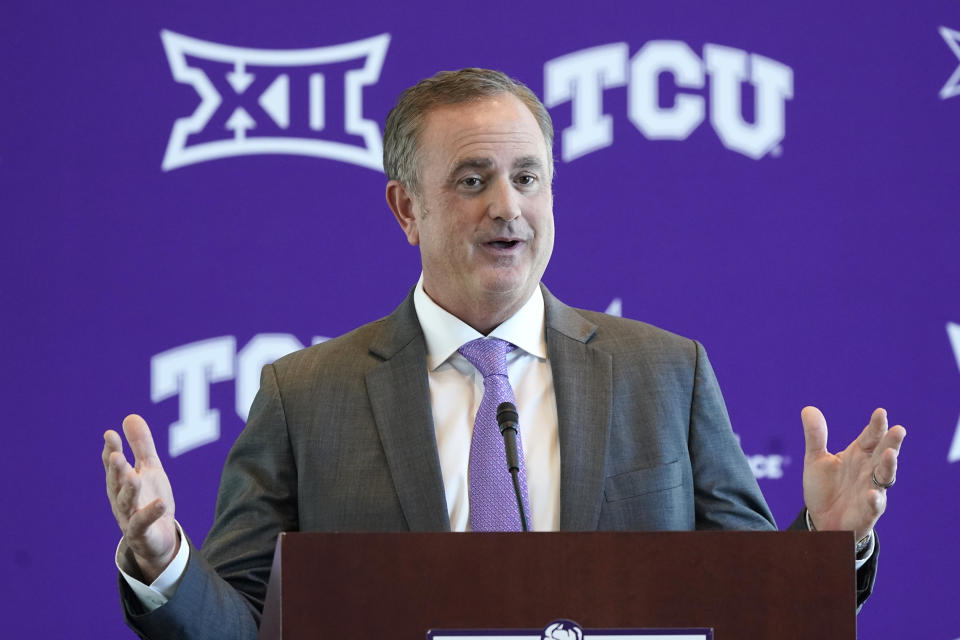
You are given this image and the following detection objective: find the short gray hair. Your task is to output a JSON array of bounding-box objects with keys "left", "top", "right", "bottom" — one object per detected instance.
[{"left": 383, "top": 68, "right": 554, "bottom": 193}]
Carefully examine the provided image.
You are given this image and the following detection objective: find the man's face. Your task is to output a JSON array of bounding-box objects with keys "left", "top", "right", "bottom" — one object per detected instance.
[{"left": 390, "top": 94, "right": 555, "bottom": 331}]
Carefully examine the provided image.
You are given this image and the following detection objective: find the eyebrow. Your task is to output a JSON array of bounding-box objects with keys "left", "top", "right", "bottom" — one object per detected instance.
[
  {"left": 446, "top": 156, "right": 545, "bottom": 183},
  {"left": 512, "top": 156, "right": 545, "bottom": 172}
]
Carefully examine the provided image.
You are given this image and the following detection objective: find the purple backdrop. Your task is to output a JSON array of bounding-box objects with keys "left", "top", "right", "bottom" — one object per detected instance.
[{"left": 3, "top": 1, "right": 958, "bottom": 637}]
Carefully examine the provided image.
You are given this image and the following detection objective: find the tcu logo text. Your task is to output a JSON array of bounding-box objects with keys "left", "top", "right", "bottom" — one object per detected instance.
[
  {"left": 160, "top": 31, "right": 389, "bottom": 171},
  {"left": 544, "top": 41, "right": 794, "bottom": 161},
  {"left": 150, "top": 334, "right": 327, "bottom": 457}
]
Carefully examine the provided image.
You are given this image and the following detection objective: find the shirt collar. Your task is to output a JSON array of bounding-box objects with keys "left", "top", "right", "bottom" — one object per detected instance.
[{"left": 413, "top": 275, "right": 547, "bottom": 371}]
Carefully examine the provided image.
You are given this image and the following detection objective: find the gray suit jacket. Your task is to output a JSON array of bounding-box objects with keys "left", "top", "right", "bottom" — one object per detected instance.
[{"left": 121, "top": 286, "right": 877, "bottom": 639}]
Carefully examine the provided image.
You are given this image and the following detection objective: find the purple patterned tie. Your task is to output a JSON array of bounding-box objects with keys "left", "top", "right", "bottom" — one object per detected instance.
[{"left": 458, "top": 337, "right": 531, "bottom": 531}]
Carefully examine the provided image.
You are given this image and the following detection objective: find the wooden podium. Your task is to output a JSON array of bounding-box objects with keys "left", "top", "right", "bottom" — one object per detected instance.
[{"left": 259, "top": 531, "right": 855, "bottom": 639}]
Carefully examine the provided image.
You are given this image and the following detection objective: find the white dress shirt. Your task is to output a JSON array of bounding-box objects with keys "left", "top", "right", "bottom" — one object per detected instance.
[{"left": 413, "top": 277, "right": 561, "bottom": 532}]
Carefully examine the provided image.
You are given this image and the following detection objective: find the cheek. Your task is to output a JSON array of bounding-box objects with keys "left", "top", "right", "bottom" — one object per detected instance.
[
  {"left": 421, "top": 221, "right": 465, "bottom": 262},
  {"left": 530, "top": 204, "right": 555, "bottom": 239}
]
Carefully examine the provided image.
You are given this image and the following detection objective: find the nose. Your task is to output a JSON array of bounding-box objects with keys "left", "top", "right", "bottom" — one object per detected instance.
[{"left": 486, "top": 177, "right": 521, "bottom": 222}]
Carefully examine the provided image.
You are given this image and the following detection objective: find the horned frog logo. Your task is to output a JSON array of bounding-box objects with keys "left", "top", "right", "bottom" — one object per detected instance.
[{"left": 541, "top": 620, "right": 583, "bottom": 640}]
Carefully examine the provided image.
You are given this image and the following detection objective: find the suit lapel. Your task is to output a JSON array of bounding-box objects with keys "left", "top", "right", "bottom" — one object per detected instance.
[
  {"left": 543, "top": 287, "right": 613, "bottom": 531},
  {"left": 365, "top": 294, "right": 450, "bottom": 532}
]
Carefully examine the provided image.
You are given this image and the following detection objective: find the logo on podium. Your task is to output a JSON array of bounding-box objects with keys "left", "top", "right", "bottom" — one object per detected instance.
[{"left": 428, "top": 619, "right": 712, "bottom": 639}]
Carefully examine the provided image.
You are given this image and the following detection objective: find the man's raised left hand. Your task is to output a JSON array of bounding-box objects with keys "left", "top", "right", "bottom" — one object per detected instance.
[{"left": 801, "top": 407, "right": 906, "bottom": 542}]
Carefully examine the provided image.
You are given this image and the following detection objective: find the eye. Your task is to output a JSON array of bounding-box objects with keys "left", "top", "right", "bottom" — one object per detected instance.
[
  {"left": 515, "top": 173, "right": 537, "bottom": 187},
  {"left": 460, "top": 176, "right": 483, "bottom": 188}
]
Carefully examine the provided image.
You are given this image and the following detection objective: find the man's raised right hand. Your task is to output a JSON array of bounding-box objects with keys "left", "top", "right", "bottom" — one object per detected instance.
[{"left": 103, "top": 414, "right": 179, "bottom": 583}]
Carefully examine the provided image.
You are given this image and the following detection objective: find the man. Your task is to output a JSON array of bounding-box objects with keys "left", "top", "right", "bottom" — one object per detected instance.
[{"left": 103, "top": 69, "right": 905, "bottom": 639}]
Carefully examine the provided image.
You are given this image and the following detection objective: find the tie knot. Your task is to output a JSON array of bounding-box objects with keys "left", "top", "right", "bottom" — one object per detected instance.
[{"left": 458, "top": 338, "right": 514, "bottom": 378}]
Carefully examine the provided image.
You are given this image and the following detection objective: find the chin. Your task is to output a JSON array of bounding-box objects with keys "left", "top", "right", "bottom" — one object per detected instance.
[{"left": 481, "top": 276, "right": 534, "bottom": 299}]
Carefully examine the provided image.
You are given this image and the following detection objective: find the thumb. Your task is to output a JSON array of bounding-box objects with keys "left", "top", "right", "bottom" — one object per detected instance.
[
  {"left": 122, "top": 414, "right": 161, "bottom": 467},
  {"left": 801, "top": 406, "right": 828, "bottom": 458}
]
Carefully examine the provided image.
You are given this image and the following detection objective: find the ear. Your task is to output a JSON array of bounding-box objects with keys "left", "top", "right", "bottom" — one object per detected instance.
[{"left": 386, "top": 180, "right": 420, "bottom": 246}]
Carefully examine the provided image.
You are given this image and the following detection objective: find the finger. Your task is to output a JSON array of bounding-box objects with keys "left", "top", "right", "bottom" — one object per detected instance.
[
  {"left": 855, "top": 408, "right": 888, "bottom": 452},
  {"left": 800, "top": 406, "right": 828, "bottom": 457},
  {"left": 114, "top": 468, "right": 142, "bottom": 518},
  {"left": 102, "top": 430, "right": 123, "bottom": 472},
  {"left": 122, "top": 414, "right": 161, "bottom": 468},
  {"left": 125, "top": 498, "right": 167, "bottom": 541},
  {"left": 106, "top": 449, "right": 133, "bottom": 500},
  {"left": 863, "top": 488, "right": 887, "bottom": 521},
  {"left": 872, "top": 446, "right": 899, "bottom": 488},
  {"left": 878, "top": 424, "right": 907, "bottom": 454}
]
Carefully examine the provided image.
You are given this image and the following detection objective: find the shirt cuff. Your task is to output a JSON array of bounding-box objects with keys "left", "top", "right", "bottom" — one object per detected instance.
[
  {"left": 804, "top": 511, "right": 875, "bottom": 570},
  {"left": 115, "top": 521, "right": 190, "bottom": 611}
]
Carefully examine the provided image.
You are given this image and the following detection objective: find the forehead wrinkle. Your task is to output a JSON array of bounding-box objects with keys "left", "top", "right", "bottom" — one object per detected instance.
[
  {"left": 447, "top": 128, "right": 541, "bottom": 151},
  {"left": 444, "top": 131, "right": 546, "bottom": 171}
]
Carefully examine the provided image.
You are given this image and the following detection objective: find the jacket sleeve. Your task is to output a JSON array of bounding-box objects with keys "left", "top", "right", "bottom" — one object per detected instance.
[{"left": 688, "top": 340, "right": 777, "bottom": 531}]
